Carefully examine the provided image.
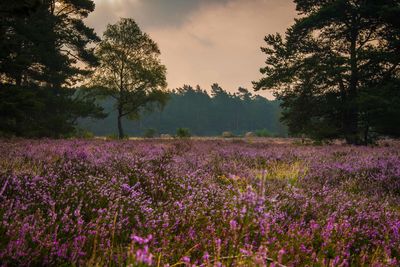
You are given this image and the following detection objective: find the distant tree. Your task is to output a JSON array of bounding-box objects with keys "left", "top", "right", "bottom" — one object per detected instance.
[
  {"left": 254, "top": 0, "right": 400, "bottom": 144},
  {"left": 92, "top": 18, "right": 168, "bottom": 139},
  {"left": 237, "top": 87, "right": 252, "bottom": 101}
]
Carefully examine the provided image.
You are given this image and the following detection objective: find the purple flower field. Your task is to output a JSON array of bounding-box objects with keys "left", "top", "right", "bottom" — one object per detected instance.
[{"left": 1, "top": 139, "right": 400, "bottom": 266}]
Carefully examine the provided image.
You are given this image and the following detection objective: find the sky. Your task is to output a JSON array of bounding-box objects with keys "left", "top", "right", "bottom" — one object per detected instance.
[{"left": 86, "top": 0, "right": 297, "bottom": 98}]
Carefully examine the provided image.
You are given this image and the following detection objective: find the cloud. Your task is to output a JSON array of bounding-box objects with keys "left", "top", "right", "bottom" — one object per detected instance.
[
  {"left": 132, "top": 0, "right": 230, "bottom": 28},
  {"left": 89, "top": 0, "right": 230, "bottom": 31},
  {"left": 86, "top": 0, "right": 296, "bottom": 98}
]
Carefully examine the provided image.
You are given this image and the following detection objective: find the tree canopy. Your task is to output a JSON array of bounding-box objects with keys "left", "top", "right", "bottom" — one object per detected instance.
[{"left": 91, "top": 18, "right": 168, "bottom": 139}]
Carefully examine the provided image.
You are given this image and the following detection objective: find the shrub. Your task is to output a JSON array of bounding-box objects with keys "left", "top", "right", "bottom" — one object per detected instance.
[
  {"left": 106, "top": 133, "right": 120, "bottom": 140},
  {"left": 73, "top": 128, "right": 94, "bottom": 139},
  {"left": 1, "top": 140, "right": 400, "bottom": 266},
  {"left": 255, "top": 128, "right": 272, "bottom": 137},
  {"left": 176, "top": 128, "right": 191, "bottom": 138},
  {"left": 143, "top": 128, "right": 156, "bottom": 138}
]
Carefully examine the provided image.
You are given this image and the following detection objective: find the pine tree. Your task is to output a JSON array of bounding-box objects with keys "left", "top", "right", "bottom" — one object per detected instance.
[
  {"left": 254, "top": 0, "right": 400, "bottom": 144},
  {"left": 0, "top": 0, "right": 103, "bottom": 137}
]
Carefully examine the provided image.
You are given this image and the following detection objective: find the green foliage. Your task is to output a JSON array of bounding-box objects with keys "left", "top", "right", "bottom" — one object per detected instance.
[
  {"left": 143, "top": 128, "right": 157, "bottom": 138},
  {"left": 91, "top": 18, "right": 168, "bottom": 139},
  {"left": 254, "top": 0, "right": 400, "bottom": 144},
  {"left": 0, "top": 0, "right": 99, "bottom": 86},
  {"left": 0, "top": 0, "right": 103, "bottom": 137},
  {"left": 73, "top": 128, "right": 95, "bottom": 139},
  {"left": 255, "top": 129, "right": 272, "bottom": 137},
  {"left": 0, "top": 85, "right": 104, "bottom": 138},
  {"left": 176, "top": 128, "right": 191, "bottom": 138},
  {"left": 106, "top": 133, "right": 120, "bottom": 140},
  {"left": 358, "top": 80, "right": 400, "bottom": 140}
]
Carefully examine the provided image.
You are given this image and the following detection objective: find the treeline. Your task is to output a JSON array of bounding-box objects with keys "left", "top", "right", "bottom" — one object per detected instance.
[{"left": 80, "top": 84, "right": 286, "bottom": 136}]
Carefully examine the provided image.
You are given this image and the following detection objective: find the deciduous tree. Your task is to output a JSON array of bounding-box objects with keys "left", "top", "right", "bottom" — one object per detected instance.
[{"left": 92, "top": 18, "right": 168, "bottom": 139}]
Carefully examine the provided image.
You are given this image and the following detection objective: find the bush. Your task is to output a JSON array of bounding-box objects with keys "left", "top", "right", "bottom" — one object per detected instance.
[
  {"left": 176, "top": 128, "right": 191, "bottom": 138},
  {"left": 73, "top": 128, "right": 94, "bottom": 139},
  {"left": 106, "top": 133, "right": 120, "bottom": 140},
  {"left": 143, "top": 128, "right": 156, "bottom": 138},
  {"left": 255, "top": 128, "right": 272, "bottom": 137}
]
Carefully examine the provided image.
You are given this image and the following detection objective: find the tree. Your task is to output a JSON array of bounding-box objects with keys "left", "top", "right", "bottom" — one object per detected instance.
[
  {"left": 254, "top": 0, "right": 400, "bottom": 144},
  {"left": 92, "top": 18, "right": 168, "bottom": 139},
  {"left": 0, "top": 85, "right": 104, "bottom": 138},
  {"left": 0, "top": 0, "right": 99, "bottom": 87},
  {"left": 0, "top": 0, "right": 103, "bottom": 137}
]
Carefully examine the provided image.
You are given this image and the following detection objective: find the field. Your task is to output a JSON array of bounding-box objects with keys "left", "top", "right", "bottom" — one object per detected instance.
[{"left": 0, "top": 139, "right": 400, "bottom": 266}]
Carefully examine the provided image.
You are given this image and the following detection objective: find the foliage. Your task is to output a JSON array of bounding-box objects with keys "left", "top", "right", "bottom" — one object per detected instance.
[
  {"left": 254, "top": 0, "right": 400, "bottom": 144},
  {"left": 0, "top": 0, "right": 99, "bottom": 86},
  {"left": 91, "top": 18, "right": 168, "bottom": 139},
  {"left": 0, "top": 140, "right": 400, "bottom": 265},
  {"left": 143, "top": 128, "right": 157, "bottom": 138},
  {"left": 0, "top": 85, "right": 104, "bottom": 138},
  {"left": 176, "top": 128, "right": 191, "bottom": 138},
  {"left": 255, "top": 128, "right": 272, "bottom": 137},
  {"left": 0, "top": 0, "right": 103, "bottom": 137},
  {"left": 73, "top": 128, "right": 95, "bottom": 139},
  {"left": 106, "top": 133, "right": 120, "bottom": 140}
]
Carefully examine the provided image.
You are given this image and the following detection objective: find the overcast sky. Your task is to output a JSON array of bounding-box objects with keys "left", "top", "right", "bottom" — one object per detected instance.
[{"left": 86, "top": 0, "right": 297, "bottom": 98}]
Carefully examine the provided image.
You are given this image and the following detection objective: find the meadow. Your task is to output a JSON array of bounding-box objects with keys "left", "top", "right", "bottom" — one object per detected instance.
[{"left": 0, "top": 139, "right": 399, "bottom": 266}]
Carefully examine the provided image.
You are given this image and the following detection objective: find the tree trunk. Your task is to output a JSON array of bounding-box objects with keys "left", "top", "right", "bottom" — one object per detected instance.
[
  {"left": 15, "top": 74, "right": 22, "bottom": 87},
  {"left": 363, "top": 125, "right": 369, "bottom": 145},
  {"left": 345, "top": 18, "right": 360, "bottom": 145},
  {"left": 117, "top": 107, "right": 124, "bottom": 139}
]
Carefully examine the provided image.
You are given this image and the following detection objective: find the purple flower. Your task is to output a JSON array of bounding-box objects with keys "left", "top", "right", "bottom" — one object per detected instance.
[
  {"left": 182, "top": 256, "right": 190, "bottom": 263},
  {"left": 229, "top": 219, "right": 238, "bottom": 230}
]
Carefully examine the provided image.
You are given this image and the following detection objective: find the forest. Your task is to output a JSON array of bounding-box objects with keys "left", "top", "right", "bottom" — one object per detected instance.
[{"left": 80, "top": 84, "right": 285, "bottom": 137}]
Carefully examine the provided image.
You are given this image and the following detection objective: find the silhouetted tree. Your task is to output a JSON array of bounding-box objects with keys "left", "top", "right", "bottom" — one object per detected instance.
[
  {"left": 0, "top": 0, "right": 98, "bottom": 86},
  {"left": 254, "top": 0, "right": 400, "bottom": 144},
  {"left": 0, "top": 0, "right": 104, "bottom": 137},
  {"left": 91, "top": 18, "right": 168, "bottom": 139}
]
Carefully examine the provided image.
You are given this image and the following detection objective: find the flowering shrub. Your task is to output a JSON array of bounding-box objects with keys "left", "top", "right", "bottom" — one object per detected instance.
[{"left": 0, "top": 139, "right": 399, "bottom": 266}]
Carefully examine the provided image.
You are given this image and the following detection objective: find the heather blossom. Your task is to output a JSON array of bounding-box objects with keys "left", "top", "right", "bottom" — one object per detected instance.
[{"left": 0, "top": 139, "right": 399, "bottom": 266}]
